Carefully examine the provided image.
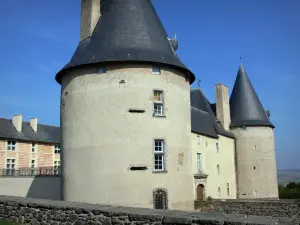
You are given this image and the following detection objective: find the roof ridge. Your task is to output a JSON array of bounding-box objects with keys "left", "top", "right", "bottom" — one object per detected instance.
[{"left": 0, "top": 117, "right": 59, "bottom": 128}]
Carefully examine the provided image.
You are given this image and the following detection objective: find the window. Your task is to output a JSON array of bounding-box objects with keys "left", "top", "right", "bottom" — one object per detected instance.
[
  {"left": 55, "top": 145, "right": 61, "bottom": 154},
  {"left": 152, "top": 66, "right": 161, "bottom": 75},
  {"left": 6, "top": 159, "right": 16, "bottom": 176},
  {"left": 216, "top": 142, "right": 219, "bottom": 153},
  {"left": 153, "top": 188, "right": 168, "bottom": 209},
  {"left": 7, "top": 141, "right": 16, "bottom": 151},
  {"left": 227, "top": 183, "right": 230, "bottom": 196},
  {"left": 197, "top": 153, "right": 202, "bottom": 173},
  {"left": 153, "top": 90, "right": 164, "bottom": 117},
  {"left": 218, "top": 187, "right": 221, "bottom": 197},
  {"left": 253, "top": 145, "right": 256, "bottom": 150},
  {"left": 32, "top": 143, "right": 37, "bottom": 153},
  {"left": 31, "top": 160, "right": 36, "bottom": 175},
  {"left": 54, "top": 161, "right": 60, "bottom": 175},
  {"left": 197, "top": 135, "right": 200, "bottom": 145},
  {"left": 154, "top": 140, "right": 165, "bottom": 171},
  {"left": 241, "top": 126, "right": 247, "bottom": 131},
  {"left": 217, "top": 165, "right": 220, "bottom": 175},
  {"left": 97, "top": 66, "right": 107, "bottom": 74}
]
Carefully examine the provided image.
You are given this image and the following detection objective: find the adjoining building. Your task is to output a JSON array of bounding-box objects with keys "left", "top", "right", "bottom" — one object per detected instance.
[{"left": 0, "top": 0, "right": 279, "bottom": 211}]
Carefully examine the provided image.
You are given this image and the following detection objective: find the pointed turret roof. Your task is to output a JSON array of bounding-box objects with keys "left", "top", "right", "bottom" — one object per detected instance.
[
  {"left": 55, "top": 0, "right": 195, "bottom": 83},
  {"left": 230, "top": 64, "right": 274, "bottom": 128}
]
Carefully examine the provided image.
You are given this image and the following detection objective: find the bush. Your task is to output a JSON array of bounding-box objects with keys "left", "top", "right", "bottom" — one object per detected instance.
[{"left": 279, "top": 182, "right": 300, "bottom": 199}]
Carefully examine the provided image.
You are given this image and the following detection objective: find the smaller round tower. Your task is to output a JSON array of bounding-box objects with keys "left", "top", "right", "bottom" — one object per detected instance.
[{"left": 230, "top": 64, "right": 278, "bottom": 199}]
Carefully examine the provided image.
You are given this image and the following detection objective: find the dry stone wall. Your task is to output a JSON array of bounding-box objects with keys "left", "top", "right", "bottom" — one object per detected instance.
[{"left": 0, "top": 196, "right": 299, "bottom": 225}]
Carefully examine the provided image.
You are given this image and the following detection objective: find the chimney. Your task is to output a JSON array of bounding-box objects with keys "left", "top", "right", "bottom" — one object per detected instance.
[
  {"left": 30, "top": 118, "right": 38, "bottom": 132},
  {"left": 80, "top": 0, "right": 101, "bottom": 41},
  {"left": 215, "top": 84, "right": 231, "bottom": 130},
  {"left": 12, "top": 115, "right": 22, "bottom": 132}
]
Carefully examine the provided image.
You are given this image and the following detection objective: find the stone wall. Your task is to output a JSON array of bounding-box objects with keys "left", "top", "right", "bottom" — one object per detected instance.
[
  {"left": 195, "top": 199, "right": 300, "bottom": 219},
  {"left": 0, "top": 196, "right": 299, "bottom": 225}
]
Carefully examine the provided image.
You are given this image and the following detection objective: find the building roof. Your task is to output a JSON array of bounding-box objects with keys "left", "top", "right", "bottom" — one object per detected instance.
[
  {"left": 230, "top": 64, "right": 274, "bottom": 128},
  {"left": 55, "top": 0, "right": 195, "bottom": 84},
  {"left": 0, "top": 118, "right": 60, "bottom": 144},
  {"left": 190, "top": 89, "right": 235, "bottom": 139}
]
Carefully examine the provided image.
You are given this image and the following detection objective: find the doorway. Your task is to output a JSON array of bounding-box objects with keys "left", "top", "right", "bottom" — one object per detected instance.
[{"left": 196, "top": 184, "right": 205, "bottom": 201}]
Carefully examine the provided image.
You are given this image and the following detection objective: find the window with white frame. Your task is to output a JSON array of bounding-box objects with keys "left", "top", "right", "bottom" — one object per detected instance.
[
  {"left": 153, "top": 90, "right": 164, "bottom": 116},
  {"left": 227, "top": 183, "right": 230, "bottom": 196},
  {"left": 55, "top": 145, "right": 61, "bottom": 154},
  {"left": 152, "top": 66, "right": 161, "bottom": 75},
  {"left": 217, "top": 165, "right": 220, "bottom": 175},
  {"left": 31, "top": 160, "right": 36, "bottom": 175},
  {"left": 218, "top": 187, "right": 221, "bottom": 197},
  {"left": 6, "top": 159, "right": 16, "bottom": 175},
  {"left": 54, "top": 161, "right": 60, "bottom": 175},
  {"left": 32, "top": 143, "right": 37, "bottom": 153},
  {"left": 7, "top": 141, "right": 16, "bottom": 151},
  {"left": 197, "top": 153, "right": 202, "bottom": 173},
  {"left": 216, "top": 142, "right": 219, "bottom": 153},
  {"left": 154, "top": 140, "right": 165, "bottom": 171}
]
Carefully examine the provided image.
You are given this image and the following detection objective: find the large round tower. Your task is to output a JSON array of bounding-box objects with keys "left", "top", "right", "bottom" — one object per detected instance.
[
  {"left": 230, "top": 64, "right": 278, "bottom": 199},
  {"left": 55, "top": 0, "right": 195, "bottom": 210}
]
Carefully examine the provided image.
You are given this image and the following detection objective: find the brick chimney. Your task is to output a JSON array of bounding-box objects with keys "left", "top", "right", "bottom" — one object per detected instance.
[
  {"left": 30, "top": 118, "right": 38, "bottom": 132},
  {"left": 80, "top": 0, "right": 101, "bottom": 41},
  {"left": 12, "top": 115, "right": 22, "bottom": 132},
  {"left": 215, "top": 84, "right": 231, "bottom": 130}
]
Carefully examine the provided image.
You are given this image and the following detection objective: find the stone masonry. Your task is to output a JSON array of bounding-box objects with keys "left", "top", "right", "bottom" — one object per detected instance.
[{"left": 0, "top": 196, "right": 300, "bottom": 225}]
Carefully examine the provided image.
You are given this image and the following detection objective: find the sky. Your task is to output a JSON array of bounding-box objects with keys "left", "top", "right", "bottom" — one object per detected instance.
[{"left": 0, "top": 0, "right": 299, "bottom": 169}]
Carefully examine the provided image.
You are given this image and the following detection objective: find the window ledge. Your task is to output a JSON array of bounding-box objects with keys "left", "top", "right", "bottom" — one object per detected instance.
[
  {"left": 153, "top": 115, "right": 166, "bottom": 118},
  {"left": 153, "top": 170, "right": 168, "bottom": 174}
]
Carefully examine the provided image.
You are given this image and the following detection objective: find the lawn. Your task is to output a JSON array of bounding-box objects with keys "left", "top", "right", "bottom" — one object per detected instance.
[{"left": 0, "top": 220, "right": 18, "bottom": 225}]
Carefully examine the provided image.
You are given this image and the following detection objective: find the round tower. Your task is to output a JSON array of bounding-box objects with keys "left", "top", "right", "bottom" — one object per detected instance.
[
  {"left": 230, "top": 64, "right": 278, "bottom": 199},
  {"left": 55, "top": 0, "right": 195, "bottom": 210}
]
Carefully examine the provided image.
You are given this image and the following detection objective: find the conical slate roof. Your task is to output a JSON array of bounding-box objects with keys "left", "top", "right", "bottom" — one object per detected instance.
[
  {"left": 55, "top": 0, "right": 195, "bottom": 83},
  {"left": 230, "top": 64, "right": 274, "bottom": 128}
]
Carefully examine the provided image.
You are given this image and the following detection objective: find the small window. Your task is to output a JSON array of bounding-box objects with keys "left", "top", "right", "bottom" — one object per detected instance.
[
  {"left": 7, "top": 141, "right": 16, "bottom": 151},
  {"left": 6, "top": 159, "right": 16, "bottom": 176},
  {"left": 55, "top": 145, "right": 61, "bottom": 154},
  {"left": 253, "top": 145, "right": 256, "bottom": 150},
  {"left": 206, "top": 141, "right": 208, "bottom": 147},
  {"left": 218, "top": 187, "right": 221, "bottom": 197},
  {"left": 253, "top": 166, "right": 256, "bottom": 170},
  {"left": 152, "top": 66, "right": 161, "bottom": 75},
  {"left": 197, "top": 153, "right": 202, "bottom": 173},
  {"left": 153, "top": 90, "right": 164, "bottom": 117},
  {"left": 54, "top": 161, "right": 60, "bottom": 175},
  {"left": 31, "top": 160, "right": 36, "bottom": 175},
  {"left": 32, "top": 143, "right": 37, "bottom": 153},
  {"left": 197, "top": 135, "right": 200, "bottom": 145},
  {"left": 153, "top": 90, "right": 163, "bottom": 102},
  {"left": 227, "top": 183, "right": 230, "bottom": 196},
  {"left": 97, "top": 66, "right": 107, "bottom": 74},
  {"left": 241, "top": 126, "right": 247, "bottom": 131},
  {"left": 154, "top": 140, "right": 165, "bottom": 171},
  {"left": 216, "top": 143, "right": 219, "bottom": 153},
  {"left": 217, "top": 165, "right": 220, "bottom": 175},
  {"left": 153, "top": 188, "right": 168, "bottom": 209}
]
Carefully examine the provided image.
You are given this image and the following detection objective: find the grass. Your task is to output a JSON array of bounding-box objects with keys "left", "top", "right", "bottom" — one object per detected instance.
[{"left": 0, "top": 220, "right": 18, "bottom": 225}]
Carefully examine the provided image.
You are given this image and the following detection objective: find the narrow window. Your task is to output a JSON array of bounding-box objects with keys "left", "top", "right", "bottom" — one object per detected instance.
[
  {"left": 31, "top": 160, "right": 36, "bottom": 175},
  {"left": 253, "top": 145, "right": 256, "bottom": 150},
  {"left": 7, "top": 141, "right": 16, "bottom": 151},
  {"left": 197, "top": 153, "right": 202, "bottom": 173},
  {"left": 97, "top": 66, "right": 107, "bottom": 74},
  {"left": 6, "top": 159, "right": 16, "bottom": 176},
  {"left": 154, "top": 140, "right": 165, "bottom": 171},
  {"left": 153, "top": 188, "right": 168, "bottom": 209},
  {"left": 197, "top": 135, "right": 200, "bottom": 145},
  {"left": 152, "top": 66, "right": 161, "bottom": 75},
  {"left": 217, "top": 165, "right": 220, "bottom": 175},
  {"left": 55, "top": 145, "right": 61, "bottom": 154},
  {"left": 227, "top": 183, "right": 230, "bottom": 196},
  {"left": 153, "top": 90, "right": 164, "bottom": 117},
  {"left": 32, "top": 143, "right": 37, "bottom": 153},
  {"left": 218, "top": 187, "right": 221, "bottom": 197},
  {"left": 54, "top": 161, "right": 60, "bottom": 175},
  {"left": 216, "top": 142, "right": 219, "bottom": 153}
]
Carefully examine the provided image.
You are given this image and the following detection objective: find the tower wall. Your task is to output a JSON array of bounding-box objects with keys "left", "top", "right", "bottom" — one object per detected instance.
[
  {"left": 231, "top": 127, "right": 278, "bottom": 199},
  {"left": 60, "top": 64, "right": 194, "bottom": 210}
]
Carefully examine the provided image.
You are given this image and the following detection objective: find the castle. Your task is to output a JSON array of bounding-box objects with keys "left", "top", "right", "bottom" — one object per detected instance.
[{"left": 0, "top": 0, "right": 278, "bottom": 211}]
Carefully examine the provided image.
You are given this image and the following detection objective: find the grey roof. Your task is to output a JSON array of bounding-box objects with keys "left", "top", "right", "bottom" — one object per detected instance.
[
  {"left": 190, "top": 89, "right": 235, "bottom": 139},
  {"left": 0, "top": 118, "right": 60, "bottom": 144},
  {"left": 55, "top": 0, "right": 195, "bottom": 84},
  {"left": 230, "top": 64, "right": 274, "bottom": 128}
]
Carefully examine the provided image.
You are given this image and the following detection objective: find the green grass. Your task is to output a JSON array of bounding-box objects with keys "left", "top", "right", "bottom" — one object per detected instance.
[{"left": 0, "top": 220, "right": 18, "bottom": 225}]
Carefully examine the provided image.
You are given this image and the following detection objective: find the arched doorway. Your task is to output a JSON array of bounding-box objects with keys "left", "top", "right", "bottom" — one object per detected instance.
[{"left": 196, "top": 184, "right": 205, "bottom": 201}]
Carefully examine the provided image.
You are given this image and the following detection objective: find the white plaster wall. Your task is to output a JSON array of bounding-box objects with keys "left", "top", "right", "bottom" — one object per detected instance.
[
  {"left": 191, "top": 133, "right": 237, "bottom": 199},
  {"left": 231, "top": 127, "right": 279, "bottom": 199},
  {"left": 0, "top": 177, "right": 60, "bottom": 200},
  {"left": 60, "top": 64, "right": 194, "bottom": 210}
]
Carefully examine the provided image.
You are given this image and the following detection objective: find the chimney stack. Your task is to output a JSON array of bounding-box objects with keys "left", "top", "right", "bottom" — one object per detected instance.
[
  {"left": 12, "top": 115, "right": 22, "bottom": 132},
  {"left": 80, "top": 0, "right": 101, "bottom": 41},
  {"left": 215, "top": 84, "right": 231, "bottom": 130},
  {"left": 30, "top": 118, "right": 38, "bottom": 132}
]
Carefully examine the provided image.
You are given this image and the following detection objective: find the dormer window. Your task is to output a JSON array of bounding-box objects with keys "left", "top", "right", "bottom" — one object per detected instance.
[
  {"left": 152, "top": 66, "right": 161, "bottom": 75},
  {"left": 97, "top": 66, "right": 107, "bottom": 74},
  {"left": 241, "top": 126, "right": 247, "bottom": 131}
]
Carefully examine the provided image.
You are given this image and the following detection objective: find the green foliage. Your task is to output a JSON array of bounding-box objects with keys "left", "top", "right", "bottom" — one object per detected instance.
[
  {"left": 0, "top": 220, "right": 18, "bottom": 225},
  {"left": 279, "top": 182, "right": 300, "bottom": 199}
]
